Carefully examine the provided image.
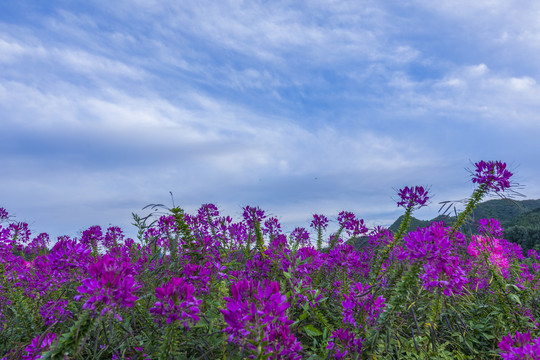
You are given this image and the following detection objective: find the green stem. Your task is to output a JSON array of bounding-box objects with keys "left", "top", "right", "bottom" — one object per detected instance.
[
  {"left": 450, "top": 183, "right": 488, "bottom": 236},
  {"left": 370, "top": 206, "right": 413, "bottom": 284},
  {"left": 316, "top": 226, "right": 323, "bottom": 251}
]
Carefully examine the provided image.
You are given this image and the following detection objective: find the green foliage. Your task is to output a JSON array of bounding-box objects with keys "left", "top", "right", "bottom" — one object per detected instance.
[{"left": 4, "top": 189, "right": 540, "bottom": 359}]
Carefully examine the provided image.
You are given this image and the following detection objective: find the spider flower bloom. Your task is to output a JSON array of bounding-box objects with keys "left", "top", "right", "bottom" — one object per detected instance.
[
  {"left": 197, "top": 203, "right": 220, "bottom": 220},
  {"left": 369, "top": 226, "right": 393, "bottom": 247},
  {"left": 263, "top": 217, "right": 282, "bottom": 237},
  {"left": 337, "top": 211, "right": 368, "bottom": 237},
  {"left": 74, "top": 254, "right": 140, "bottom": 315},
  {"left": 397, "top": 186, "right": 429, "bottom": 209},
  {"left": 242, "top": 205, "right": 266, "bottom": 226},
  {"left": 290, "top": 227, "right": 310, "bottom": 247},
  {"left": 220, "top": 279, "right": 302, "bottom": 359},
  {"left": 468, "top": 235, "right": 509, "bottom": 270},
  {"left": 499, "top": 330, "right": 540, "bottom": 359},
  {"left": 23, "top": 333, "right": 56, "bottom": 360},
  {"left": 478, "top": 218, "right": 504, "bottom": 238},
  {"left": 472, "top": 160, "right": 512, "bottom": 192},
  {"left": 327, "top": 328, "right": 364, "bottom": 359},
  {"left": 103, "top": 226, "right": 124, "bottom": 249},
  {"left": 40, "top": 300, "right": 73, "bottom": 326},
  {"left": 399, "top": 222, "right": 468, "bottom": 296},
  {"left": 342, "top": 281, "right": 385, "bottom": 328},
  {"left": 310, "top": 214, "right": 329, "bottom": 230},
  {"left": 80, "top": 225, "right": 103, "bottom": 249},
  {"left": 0, "top": 208, "right": 8, "bottom": 221},
  {"left": 149, "top": 277, "right": 202, "bottom": 329}
]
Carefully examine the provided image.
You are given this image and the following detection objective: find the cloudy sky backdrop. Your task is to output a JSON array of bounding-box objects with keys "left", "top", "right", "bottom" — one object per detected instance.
[{"left": 2, "top": 1, "right": 540, "bottom": 240}]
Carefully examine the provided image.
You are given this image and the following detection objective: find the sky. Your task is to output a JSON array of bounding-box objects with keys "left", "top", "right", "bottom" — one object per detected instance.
[{"left": 1, "top": 1, "right": 540, "bottom": 241}]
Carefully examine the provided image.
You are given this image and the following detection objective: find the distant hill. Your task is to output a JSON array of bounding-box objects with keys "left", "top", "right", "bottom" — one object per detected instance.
[
  {"left": 388, "top": 198, "right": 540, "bottom": 235},
  {"left": 469, "top": 199, "right": 540, "bottom": 227}
]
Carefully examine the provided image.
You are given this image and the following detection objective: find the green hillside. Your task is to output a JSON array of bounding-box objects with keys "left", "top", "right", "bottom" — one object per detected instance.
[{"left": 388, "top": 198, "right": 540, "bottom": 238}]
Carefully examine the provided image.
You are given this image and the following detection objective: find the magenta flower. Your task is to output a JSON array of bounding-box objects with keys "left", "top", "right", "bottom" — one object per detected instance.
[
  {"left": 47, "top": 238, "right": 93, "bottom": 283},
  {"left": 157, "top": 215, "right": 178, "bottom": 239},
  {"left": 197, "top": 203, "right": 220, "bottom": 219},
  {"left": 242, "top": 205, "right": 266, "bottom": 228},
  {"left": 149, "top": 277, "right": 202, "bottom": 329},
  {"left": 40, "top": 300, "right": 73, "bottom": 326},
  {"left": 369, "top": 226, "right": 393, "bottom": 247},
  {"left": 263, "top": 217, "right": 282, "bottom": 237},
  {"left": 327, "top": 328, "right": 364, "bottom": 359},
  {"left": 399, "top": 222, "right": 468, "bottom": 296},
  {"left": 472, "top": 160, "right": 512, "bottom": 192},
  {"left": 337, "top": 211, "right": 368, "bottom": 237},
  {"left": 104, "top": 226, "right": 124, "bottom": 249},
  {"left": 23, "top": 333, "right": 56, "bottom": 360},
  {"left": 342, "top": 281, "right": 385, "bottom": 328},
  {"left": 310, "top": 214, "right": 329, "bottom": 230},
  {"left": 74, "top": 254, "right": 140, "bottom": 316},
  {"left": 0, "top": 208, "right": 8, "bottom": 221},
  {"left": 499, "top": 330, "right": 540, "bottom": 359},
  {"left": 397, "top": 186, "right": 429, "bottom": 209},
  {"left": 468, "top": 235, "right": 509, "bottom": 270},
  {"left": 80, "top": 225, "right": 103, "bottom": 249},
  {"left": 220, "top": 279, "right": 302, "bottom": 359},
  {"left": 25, "top": 233, "right": 50, "bottom": 256},
  {"left": 478, "top": 218, "right": 504, "bottom": 238},
  {"left": 290, "top": 227, "right": 310, "bottom": 247}
]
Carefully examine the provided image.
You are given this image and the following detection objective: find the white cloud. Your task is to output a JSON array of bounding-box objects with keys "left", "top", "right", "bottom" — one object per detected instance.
[
  {"left": 381, "top": 63, "right": 540, "bottom": 129},
  {"left": 412, "top": 1, "right": 540, "bottom": 53},
  {"left": 0, "top": 34, "right": 47, "bottom": 63}
]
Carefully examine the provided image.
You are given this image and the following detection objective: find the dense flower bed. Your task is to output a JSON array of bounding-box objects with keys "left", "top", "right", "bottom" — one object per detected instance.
[{"left": 1, "top": 161, "right": 539, "bottom": 359}]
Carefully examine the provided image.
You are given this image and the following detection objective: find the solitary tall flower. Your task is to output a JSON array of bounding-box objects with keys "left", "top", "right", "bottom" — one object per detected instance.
[
  {"left": 310, "top": 214, "right": 329, "bottom": 231},
  {"left": 242, "top": 206, "right": 266, "bottom": 228},
  {"left": 290, "top": 227, "right": 310, "bottom": 247},
  {"left": 397, "top": 186, "right": 429, "bottom": 209},
  {"left": 472, "top": 161, "right": 512, "bottom": 192}
]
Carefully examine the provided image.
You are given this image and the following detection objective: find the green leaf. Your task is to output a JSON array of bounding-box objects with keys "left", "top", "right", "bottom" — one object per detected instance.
[
  {"left": 508, "top": 293, "right": 522, "bottom": 306},
  {"left": 303, "top": 324, "right": 323, "bottom": 337}
]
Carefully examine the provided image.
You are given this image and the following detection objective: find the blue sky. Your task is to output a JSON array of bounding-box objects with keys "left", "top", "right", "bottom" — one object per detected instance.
[{"left": 1, "top": 1, "right": 540, "bottom": 240}]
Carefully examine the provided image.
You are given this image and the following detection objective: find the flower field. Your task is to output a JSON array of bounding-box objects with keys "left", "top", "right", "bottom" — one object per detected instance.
[{"left": 1, "top": 161, "right": 540, "bottom": 359}]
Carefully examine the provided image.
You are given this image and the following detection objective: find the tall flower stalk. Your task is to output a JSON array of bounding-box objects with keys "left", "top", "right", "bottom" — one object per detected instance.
[
  {"left": 370, "top": 186, "right": 429, "bottom": 284},
  {"left": 310, "top": 214, "right": 328, "bottom": 251},
  {"left": 451, "top": 161, "right": 513, "bottom": 235}
]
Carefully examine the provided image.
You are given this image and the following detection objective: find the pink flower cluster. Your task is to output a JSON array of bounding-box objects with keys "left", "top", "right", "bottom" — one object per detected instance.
[{"left": 467, "top": 235, "right": 509, "bottom": 270}]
